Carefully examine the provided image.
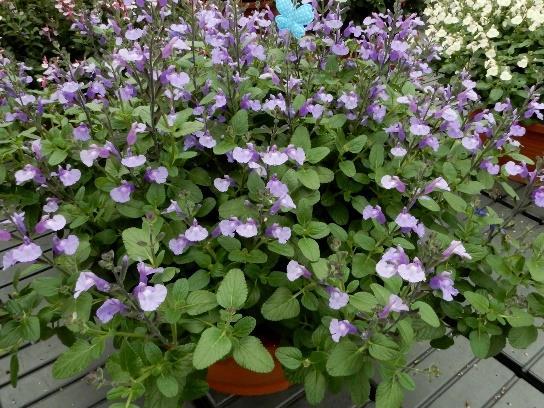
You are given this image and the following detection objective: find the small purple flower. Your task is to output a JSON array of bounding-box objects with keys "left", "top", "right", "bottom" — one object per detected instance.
[
  {"left": 218, "top": 218, "right": 240, "bottom": 237},
  {"left": 380, "top": 175, "right": 405, "bottom": 192},
  {"left": 163, "top": 200, "right": 182, "bottom": 215},
  {"left": 480, "top": 159, "right": 500, "bottom": 175},
  {"left": 74, "top": 271, "right": 111, "bottom": 298},
  {"left": 144, "top": 167, "right": 168, "bottom": 184},
  {"left": 43, "top": 197, "right": 60, "bottom": 213},
  {"left": 236, "top": 219, "right": 258, "bottom": 238},
  {"left": 58, "top": 165, "right": 81, "bottom": 187},
  {"left": 53, "top": 235, "right": 79, "bottom": 255},
  {"left": 35, "top": 214, "right": 67, "bottom": 233},
  {"left": 409, "top": 118, "right": 430, "bottom": 136},
  {"left": 397, "top": 258, "right": 426, "bottom": 282},
  {"left": 266, "top": 175, "right": 289, "bottom": 197},
  {"left": 0, "top": 230, "right": 11, "bottom": 241},
  {"left": 338, "top": 91, "right": 359, "bottom": 110},
  {"left": 461, "top": 136, "right": 480, "bottom": 151},
  {"left": 185, "top": 220, "right": 208, "bottom": 242},
  {"left": 169, "top": 235, "right": 191, "bottom": 255},
  {"left": 73, "top": 124, "right": 90, "bottom": 141},
  {"left": 284, "top": 145, "right": 306, "bottom": 166},
  {"left": 110, "top": 181, "right": 135, "bottom": 203},
  {"left": 133, "top": 282, "right": 167, "bottom": 311},
  {"left": 10, "top": 237, "right": 42, "bottom": 264},
  {"left": 96, "top": 299, "right": 127, "bottom": 323},
  {"left": 122, "top": 154, "right": 147, "bottom": 168},
  {"left": 232, "top": 146, "right": 255, "bottom": 163},
  {"left": 214, "top": 176, "right": 233, "bottom": 192},
  {"left": 429, "top": 271, "right": 459, "bottom": 301},
  {"left": 15, "top": 164, "right": 44, "bottom": 185},
  {"left": 265, "top": 223, "right": 291, "bottom": 244},
  {"left": 195, "top": 131, "right": 216, "bottom": 149},
  {"left": 286, "top": 260, "right": 311, "bottom": 281},
  {"left": 362, "top": 205, "right": 385, "bottom": 224},
  {"left": 126, "top": 123, "right": 146, "bottom": 146},
  {"left": 270, "top": 194, "right": 296, "bottom": 214},
  {"left": 390, "top": 146, "right": 407, "bottom": 157},
  {"left": 327, "top": 287, "right": 349, "bottom": 310},
  {"left": 329, "top": 319, "right": 357, "bottom": 342},
  {"left": 31, "top": 140, "right": 43, "bottom": 160},
  {"left": 395, "top": 210, "right": 418, "bottom": 229},
  {"left": 533, "top": 187, "right": 544, "bottom": 208},
  {"left": 331, "top": 42, "right": 349, "bottom": 56},
  {"left": 442, "top": 240, "right": 471, "bottom": 260},
  {"left": 503, "top": 161, "right": 525, "bottom": 176},
  {"left": 137, "top": 261, "right": 164, "bottom": 284},
  {"left": 378, "top": 294, "right": 409, "bottom": 319},
  {"left": 262, "top": 146, "right": 288, "bottom": 166},
  {"left": 376, "top": 246, "right": 409, "bottom": 279},
  {"left": 166, "top": 71, "right": 190, "bottom": 89},
  {"left": 125, "top": 28, "right": 144, "bottom": 40},
  {"left": 423, "top": 177, "right": 450, "bottom": 194}
]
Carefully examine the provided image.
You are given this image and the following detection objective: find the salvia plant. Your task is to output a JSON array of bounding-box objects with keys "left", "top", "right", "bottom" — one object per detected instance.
[{"left": 1, "top": 1, "right": 544, "bottom": 407}]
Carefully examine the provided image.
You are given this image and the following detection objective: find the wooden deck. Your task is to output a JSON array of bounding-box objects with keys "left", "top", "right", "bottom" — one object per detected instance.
[{"left": 1, "top": 190, "right": 544, "bottom": 407}]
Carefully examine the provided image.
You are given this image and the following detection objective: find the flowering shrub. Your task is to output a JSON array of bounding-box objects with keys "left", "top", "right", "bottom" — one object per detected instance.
[
  {"left": 424, "top": 0, "right": 544, "bottom": 107},
  {"left": 1, "top": 1, "right": 544, "bottom": 407}
]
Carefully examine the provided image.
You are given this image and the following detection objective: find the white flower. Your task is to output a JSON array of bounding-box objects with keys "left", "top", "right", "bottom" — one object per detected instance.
[
  {"left": 497, "top": 0, "right": 511, "bottom": 6},
  {"left": 517, "top": 56, "right": 528, "bottom": 68},
  {"left": 510, "top": 15, "right": 523, "bottom": 25},
  {"left": 486, "top": 27, "right": 500, "bottom": 38},
  {"left": 500, "top": 70, "right": 512, "bottom": 81},
  {"left": 485, "top": 48, "right": 496, "bottom": 58},
  {"left": 486, "top": 65, "right": 499, "bottom": 77}
]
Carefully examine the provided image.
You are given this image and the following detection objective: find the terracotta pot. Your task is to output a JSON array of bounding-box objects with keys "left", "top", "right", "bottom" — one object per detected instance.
[
  {"left": 520, "top": 123, "right": 544, "bottom": 161},
  {"left": 206, "top": 343, "right": 290, "bottom": 396}
]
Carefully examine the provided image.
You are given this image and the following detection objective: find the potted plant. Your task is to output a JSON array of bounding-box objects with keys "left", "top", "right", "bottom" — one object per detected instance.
[
  {"left": 423, "top": 0, "right": 544, "bottom": 161},
  {"left": 1, "top": 1, "right": 544, "bottom": 407}
]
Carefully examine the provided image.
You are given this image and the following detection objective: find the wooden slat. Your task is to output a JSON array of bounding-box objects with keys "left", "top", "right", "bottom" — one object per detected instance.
[
  {"left": 0, "top": 266, "right": 58, "bottom": 302},
  {"left": 490, "top": 379, "right": 543, "bottom": 408},
  {"left": 226, "top": 387, "right": 303, "bottom": 408},
  {"left": 31, "top": 375, "right": 109, "bottom": 408}
]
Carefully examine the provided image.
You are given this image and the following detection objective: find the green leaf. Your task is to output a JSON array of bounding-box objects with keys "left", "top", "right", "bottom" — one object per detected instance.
[
  {"left": 306, "top": 147, "right": 330, "bottom": 163},
  {"left": 298, "top": 238, "right": 320, "bottom": 262},
  {"left": 48, "top": 149, "right": 68, "bottom": 166},
  {"left": 261, "top": 287, "right": 300, "bottom": 321},
  {"left": 326, "top": 114, "right": 347, "bottom": 129},
  {"left": 232, "top": 316, "right": 256, "bottom": 337},
  {"left": 144, "top": 343, "right": 163, "bottom": 364},
  {"left": 344, "top": 135, "right": 367, "bottom": 153},
  {"left": 464, "top": 291, "right": 489, "bottom": 313},
  {"left": 291, "top": 126, "right": 311, "bottom": 151},
  {"left": 505, "top": 308, "right": 534, "bottom": 328},
  {"left": 146, "top": 184, "right": 166, "bottom": 207},
  {"left": 52, "top": 339, "right": 105, "bottom": 379},
  {"left": 417, "top": 197, "right": 440, "bottom": 212},
  {"left": 457, "top": 181, "right": 484, "bottom": 195},
  {"left": 10, "top": 354, "right": 18, "bottom": 387},
  {"left": 122, "top": 227, "right": 156, "bottom": 263},
  {"left": 275, "top": 347, "right": 302, "bottom": 370},
  {"left": 375, "top": 378, "right": 403, "bottom": 408},
  {"left": 369, "top": 144, "right": 384, "bottom": 169},
  {"left": 231, "top": 109, "right": 248, "bottom": 135},
  {"left": 297, "top": 169, "right": 320, "bottom": 190},
  {"left": 527, "top": 257, "right": 544, "bottom": 281},
  {"left": 508, "top": 326, "right": 538, "bottom": 349},
  {"left": 397, "top": 372, "right": 416, "bottom": 391},
  {"left": 469, "top": 330, "right": 490, "bottom": 358},
  {"left": 216, "top": 269, "right": 248, "bottom": 309},
  {"left": 443, "top": 192, "right": 466, "bottom": 212},
  {"left": 412, "top": 301, "right": 440, "bottom": 328},
  {"left": 339, "top": 160, "right": 356, "bottom": 177},
  {"left": 193, "top": 327, "right": 232, "bottom": 369},
  {"left": 489, "top": 88, "right": 503, "bottom": 101},
  {"left": 267, "top": 241, "right": 295, "bottom": 257},
  {"left": 156, "top": 375, "right": 179, "bottom": 398},
  {"left": 21, "top": 316, "right": 40, "bottom": 342},
  {"left": 368, "top": 334, "right": 399, "bottom": 361},
  {"left": 304, "top": 369, "right": 326, "bottom": 405},
  {"left": 233, "top": 336, "right": 274, "bottom": 373},
  {"left": 311, "top": 258, "right": 329, "bottom": 280},
  {"left": 326, "top": 340, "right": 363, "bottom": 376},
  {"left": 349, "top": 292, "right": 377, "bottom": 313},
  {"left": 185, "top": 290, "right": 218, "bottom": 315},
  {"left": 175, "top": 121, "right": 204, "bottom": 137}
]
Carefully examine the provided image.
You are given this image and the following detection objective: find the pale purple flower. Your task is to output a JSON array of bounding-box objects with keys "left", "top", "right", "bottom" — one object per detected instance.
[
  {"left": 480, "top": 159, "right": 500, "bottom": 175},
  {"left": 329, "top": 319, "right": 357, "bottom": 342},
  {"left": 503, "top": 161, "right": 524, "bottom": 176},
  {"left": 327, "top": 287, "right": 349, "bottom": 310},
  {"left": 122, "top": 154, "right": 147, "bottom": 168},
  {"left": 265, "top": 224, "right": 291, "bottom": 244},
  {"left": 331, "top": 43, "right": 349, "bottom": 56},
  {"left": 362, "top": 205, "right": 385, "bottom": 224},
  {"left": 378, "top": 294, "right": 409, "bottom": 319},
  {"left": 125, "top": 28, "right": 144, "bottom": 40},
  {"left": 390, "top": 146, "right": 407, "bottom": 157},
  {"left": 413, "top": 222, "right": 426, "bottom": 238},
  {"left": 53, "top": 235, "right": 79, "bottom": 255},
  {"left": 262, "top": 146, "right": 288, "bottom": 166},
  {"left": 232, "top": 146, "right": 255, "bottom": 163},
  {"left": 266, "top": 175, "right": 289, "bottom": 197},
  {"left": 74, "top": 271, "right": 111, "bottom": 298},
  {"left": 15, "top": 165, "right": 44, "bottom": 185},
  {"left": 11, "top": 237, "right": 42, "bottom": 264},
  {"left": 43, "top": 198, "right": 60, "bottom": 213},
  {"left": 144, "top": 167, "right": 168, "bottom": 184},
  {"left": 127, "top": 123, "right": 146, "bottom": 146},
  {"left": 73, "top": 124, "right": 90, "bottom": 141},
  {"left": 409, "top": 118, "right": 430, "bottom": 136},
  {"left": 133, "top": 282, "right": 167, "bottom": 311},
  {"left": 163, "top": 200, "right": 182, "bottom": 215},
  {"left": 137, "top": 261, "right": 164, "bottom": 284},
  {"left": 31, "top": 140, "right": 43, "bottom": 160},
  {"left": 218, "top": 218, "right": 240, "bottom": 237},
  {"left": 376, "top": 246, "right": 409, "bottom": 279},
  {"left": 270, "top": 194, "right": 296, "bottom": 214},
  {"left": 96, "top": 299, "right": 127, "bottom": 323},
  {"left": 196, "top": 131, "right": 216, "bottom": 148},
  {"left": 442, "top": 240, "right": 471, "bottom": 260},
  {"left": 0, "top": 230, "right": 11, "bottom": 241},
  {"left": 461, "top": 136, "right": 480, "bottom": 151},
  {"left": 35, "top": 214, "right": 66, "bottom": 233},
  {"left": 80, "top": 147, "right": 100, "bottom": 167},
  {"left": 169, "top": 235, "right": 191, "bottom": 255},
  {"left": 110, "top": 181, "right": 135, "bottom": 203},
  {"left": 424, "top": 177, "right": 450, "bottom": 194},
  {"left": 338, "top": 91, "right": 359, "bottom": 110},
  {"left": 284, "top": 145, "right": 306, "bottom": 166},
  {"left": 397, "top": 258, "right": 426, "bottom": 282},
  {"left": 533, "top": 187, "right": 544, "bottom": 208},
  {"left": 2, "top": 250, "right": 16, "bottom": 270},
  {"left": 214, "top": 176, "right": 233, "bottom": 192},
  {"left": 429, "top": 271, "right": 458, "bottom": 301},
  {"left": 286, "top": 260, "right": 311, "bottom": 281},
  {"left": 380, "top": 175, "right": 406, "bottom": 192},
  {"left": 166, "top": 72, "right": 190, "bottom": 89},
  {"left": 236, "top": 219, "right": 258, "bottom": 238},
  {"left": 58, "top": 165, "right": 81, "bottom": 186},
  {"left": 395, "top": 210, "right": 418, "bottom": 229},
  {"left": 184, "top": 220, "right": 208, "bottom": 242}
]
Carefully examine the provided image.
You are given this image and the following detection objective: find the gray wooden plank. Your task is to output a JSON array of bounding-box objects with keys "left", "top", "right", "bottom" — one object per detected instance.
[
  {"left": 423, "top": 357, "right": 514, "bottom": 408},
  {"left": 402, "top": 337, "right": 476, "bottom": 408},
  {"left": 0, "top": 336, "right": 66, "bottom": 386},
  {"left": 288, "top": 390, "right": 351, "bottom": 408},
  {"left": 0, "top": 266, "right": 58, "bottom": 302},
  {"left": 207, "top": 391, "right": 240, "bottom": 407},
  {"left": 502, "top": 330, "right": 544, "bottom": 368},
  {"left": 226, "top": 386, "right": 303, "bottom": 408},
  {"left": 31, "top": 373, "right": 108, "bottom": 408},
  {"left": 527, "top": 351, "right": 544, "bottom": 383},
  {"left": 0, "top": 232, "right": 52, "bottom": 252},
  {"left": 490, "top": 378, "right": 543, "bottom": 408}
]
